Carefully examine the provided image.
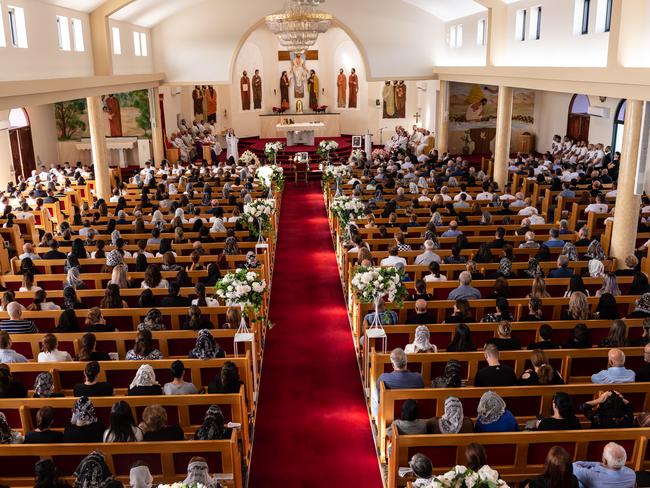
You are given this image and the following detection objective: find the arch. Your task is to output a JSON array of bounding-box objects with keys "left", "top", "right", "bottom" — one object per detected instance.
[
  {"left": 9, "top": 108, "right": 30, "bottom": 129},
  {"left": 566, "top": 94, "right": 590, "bottom": 142},
  {"left": 228, "top": 17, "right": 371, "bottom": 85},
  {"left": 612, "top": 99, "right": 626, "bottom": 153}
]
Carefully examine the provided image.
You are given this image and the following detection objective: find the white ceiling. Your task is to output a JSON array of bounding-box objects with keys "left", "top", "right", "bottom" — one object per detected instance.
[
  {"left": 36, "top": 0, "right": 497, "bottom": 25},
  {"left": 401, "top": 0, "right": 486, "bottom": 22}
]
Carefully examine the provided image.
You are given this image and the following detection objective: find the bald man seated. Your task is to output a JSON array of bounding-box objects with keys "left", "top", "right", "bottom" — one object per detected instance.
[
  {"left": 573, "top": 442, "right": 636, "bottom": 487},
  {"left": 591, "top": 348, "right": 635, "bottom": 384}
]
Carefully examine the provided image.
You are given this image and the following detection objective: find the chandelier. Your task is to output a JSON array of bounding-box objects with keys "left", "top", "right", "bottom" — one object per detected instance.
[{"left": 265, "top": 0, "right": 332, "bottom": 54}]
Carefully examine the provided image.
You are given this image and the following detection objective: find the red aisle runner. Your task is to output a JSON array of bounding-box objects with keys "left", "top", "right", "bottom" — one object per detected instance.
[{"left": 248, "top": 182, "right": 382, "bottom": 487}]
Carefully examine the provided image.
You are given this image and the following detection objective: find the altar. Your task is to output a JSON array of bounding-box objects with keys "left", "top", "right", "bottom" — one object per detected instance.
[
  {"left": 276, "top": 122, "right": 325, "bottom": 146},
  {"left": 71, "top": 137, "right": 151, "bottom": 168},
  {"left": 259, "top": 112, "right": 340, "bottom": 139}
]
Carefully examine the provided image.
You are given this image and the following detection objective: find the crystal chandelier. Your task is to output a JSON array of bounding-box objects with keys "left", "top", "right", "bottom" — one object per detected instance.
[{"left": 265, "top": 0, "right": 332, "bottom": 54}]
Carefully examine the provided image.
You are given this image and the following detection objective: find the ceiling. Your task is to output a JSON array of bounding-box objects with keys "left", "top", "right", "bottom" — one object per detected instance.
[{"left": 35, "top": 0, "right": 505, "bottom": 25}]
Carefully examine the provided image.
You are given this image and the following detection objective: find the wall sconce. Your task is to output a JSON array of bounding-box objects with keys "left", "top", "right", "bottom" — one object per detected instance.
[
  {"left": 273, "top": 89, "right": 277, "bottom": 95},
  {"left": 322, "top": 88, "right": 325, "bottom": 95},
  {"left": 223, "top": 109, "right": 228, "bottom": 119}
]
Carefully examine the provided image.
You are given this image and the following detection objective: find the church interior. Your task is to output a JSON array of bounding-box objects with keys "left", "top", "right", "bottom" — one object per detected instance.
[{"left": 1, "top": 0, "right": 650, "bottom": 487}]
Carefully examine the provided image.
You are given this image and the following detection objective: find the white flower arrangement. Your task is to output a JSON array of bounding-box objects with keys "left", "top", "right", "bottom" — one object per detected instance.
[
  {"left": 215, "top": 268, "right": 267, "bottom": 314},
  {"left": 351, "top": 265, "right": 407, "bottom": 305},
  {"left": 349, "top": 149, "right": 364, "bottom": 162},
  {"left": 242, "top": 199, "right": 275, "bottom": 240},
  {"left": 422, "top": 465, "right": 509, "bottom": 488},
  {"left": 256, "top": 164, "right": 285, "bottom": 192},
  {"left": 332, "top": 195, "right": 366, "bottom": 231},
  {"left": 371, "top": 148, "right": 388, "bottom": 160},
  {"left": 322, "top": 164, "right": 351, "bottom": 182},
  {"left": 239, "top": 150, "right": 260, "bottom": 166},
  {"left": 317, "top": 140, "right": 339, "bottom": 159},
  {"left": 264, "top": 141, "right": 284, "bottom": 163}
]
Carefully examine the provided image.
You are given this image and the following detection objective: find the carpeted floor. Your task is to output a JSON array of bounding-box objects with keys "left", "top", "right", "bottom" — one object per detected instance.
[{"left": 248, "top": 181, "right": 382, "bottom": 487}]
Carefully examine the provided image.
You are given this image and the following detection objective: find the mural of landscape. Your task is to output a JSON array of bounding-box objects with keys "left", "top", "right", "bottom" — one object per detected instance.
[
  {"left": 448, "top": 82, "right": 535, "bottom": 155},
  {"left": 55, "top": 89, "right": 151, "bottom": 141}
]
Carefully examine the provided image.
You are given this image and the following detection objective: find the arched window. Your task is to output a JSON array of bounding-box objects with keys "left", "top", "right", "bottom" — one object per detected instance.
[
  {"left": 569, "top": 94, "right": 590, "bottom": 114},
  {"left": 8, "top": 108, "right": 29, "bottom": 129},
  {"left": 612, "top": 99, "right": 626, "bottom": 153}
]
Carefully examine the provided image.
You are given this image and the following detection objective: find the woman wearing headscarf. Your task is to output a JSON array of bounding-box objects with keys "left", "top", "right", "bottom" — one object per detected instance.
[
  {"left": 244, "top": 251, "right": 260, "bottom": 269},
  {"left": 63, "top": 396, "right": 105, "bottom": 443},
  {"left": 33, "top": 372, "right": 62, "bottom": 398},
  {"left": 137, "top": 309, "right": 165, "bottom": 332},
  {"left": 194, "top": 405, "right": 230, "bottom": 440},
  {"left": 588, "top": 258, "right": 605, "bottom": 278},
  {"left": 129, "top": 463, "right": 153, "bottom": 488},
  {"left": 174, "top": 208, "right": 188, "bottom": 224},
  {"left": 404, "top": 325, "right": 437, "bottom": 353},
  {"left": 210, "top": 216, "right": 227, "bottom": 233},
  {"left": 586, "top": 239, "right": 606, "bottom": 260},
  {"left": 628, "top": 293, "right": 650, "bottom": 318},
  {"left": 150, "top": 209, "right": 164, "bottom": 226},
  {"left": 432, "top": 359, "right": 463, "bottom": 388},
  {"left": 128, "top": 364, "right": 163, "bottom": 396},
  {"left": 105, "top": 249, "right": 123, "bottom": 269},
  {"left": 188, "top": 329, "right": 225, "bottom": 359},
  {"left": 430, "top": 212, "right": 443, "bottom": 228},
  {"left": 110, "top": 230, "right": 121, "bottom": 247},
  {"left": 475, "top": 391, "right": 518, "bottom": 432},
  {"left": 0, "top": 411, "right": 23, "bottom": 444},
  {"left": 183, "top": 457, "right": 221, "bottom": 488},
  {"left": 430, "top": 396, "right": 473, "bottom": 434},
  {"left": 64, "top": 267, "right": 86, "bottom": 290},
  {"left": 561, "top": 242, "right": 578, "bottom": 261},
  {"left": 73, "top": 450, "right": 115, "bottom": 488}
]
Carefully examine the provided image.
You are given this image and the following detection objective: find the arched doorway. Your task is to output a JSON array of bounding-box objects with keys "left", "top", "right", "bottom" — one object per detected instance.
[
  {"left": 8, "top": 108, "right": 35, "bottom": 180},
  {"left": 612, "top": 99, "right": 626, "bottom": 153},
  {"left": 566, "top": 94, "right": 590, "bottom": 142}
]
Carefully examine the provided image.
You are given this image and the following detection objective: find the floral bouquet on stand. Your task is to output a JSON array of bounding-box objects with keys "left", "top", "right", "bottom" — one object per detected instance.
[
  {"left": 239, "top": 150, "right": 260, "bottom": 167},
  {"left": 422, "top": 465, "right": 510, "bottom": 488},
  {"left": 242, "top": 199, "right": 275, "bottom": 243},
  {"left": 264, "top": 141, "right": 284, "bottom": 164},
  {"left": 349, "top": 148, "right": 365, "bottom": 162},
  {"left": 351, "top": 266, "right": 407, "bottom": 342},
  {"left": 371, "top": 148, "right": 388, "bottom": 160},
  {"left": 322, "top": 164, "right": 351, "bottom": 196},
  {"left": 157, "top": 484, "right": 206, "bottom": 488},
  {"left": 256, "top": 164, "right": 285, "bottom": 197},
  {"left": 317, "top": 140, "right": 339, "bottom": 161},
  {"left": 215, "top": 268, "right": 267, "bottom": 340},
  {"left": 331, "top": 195, "right": 365, "bottom": 233}
]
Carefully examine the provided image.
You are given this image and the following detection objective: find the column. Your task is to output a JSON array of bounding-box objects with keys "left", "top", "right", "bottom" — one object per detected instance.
[
  {"left": 610, "top": 99, "right": 643, "bottom": 266},
  {"left": 149, "top": 87, "right": 165, "bottom": 166},
  {"left": 436, "top": 80, "right": 449, "bottom": 155},
  {"left": 493, "top": 85, "right": 513, "bottom": 189},
  {"left": 86, "top": 96, "right": 111, "bottom": 200}
]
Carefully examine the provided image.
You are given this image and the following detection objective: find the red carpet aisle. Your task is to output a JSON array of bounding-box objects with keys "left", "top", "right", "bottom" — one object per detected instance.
[{"left": 249, "top": 182, "right": 382, "bottom": 487}]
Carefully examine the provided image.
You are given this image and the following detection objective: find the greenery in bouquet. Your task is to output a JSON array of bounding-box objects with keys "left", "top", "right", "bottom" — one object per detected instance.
[
  {"left": 422, "top": 465, "right": 510, "bottom": 488},
  {"left": 331, "top": 195, "right": 365, "bottom": 232},
  {"left": 239, "top": 150, "right": 260, "bottom": 166},
  {"left": 256, "top": 164, "right": 285, "bottom": 193},
  {"left": 322, "top": 164, "right": 351, "bottom": 183},
  {"left": 351, "top": 265, "right": 408, "bottom": 306},
  {"left": 214, "top": 268, "right": 267, "bottom": 316},
  {"left": 264, "top": 141, "right": 284, "bottom": 163},
  {"left": 317, "top": 140, "right": 339, "bottom": 160},
  {"left": 241, "top": 199, "right": 275, "bottom": 239}
]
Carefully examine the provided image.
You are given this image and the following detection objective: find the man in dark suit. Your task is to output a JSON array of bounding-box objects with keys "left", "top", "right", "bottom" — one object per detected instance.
[
  {"left": 548, "top": 255, "right": 574, "bottom": 278},
  {"left": 42, "top": 240, "right": 66, "bottom": 260}
]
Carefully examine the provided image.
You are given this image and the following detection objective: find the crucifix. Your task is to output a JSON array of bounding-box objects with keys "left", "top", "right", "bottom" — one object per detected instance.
[{"left": 414, "top": 111, "right": 421, "bottom": 125}]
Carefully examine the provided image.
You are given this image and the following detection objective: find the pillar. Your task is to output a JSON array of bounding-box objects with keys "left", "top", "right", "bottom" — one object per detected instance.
[
  {"left": 149, "top": 87, "right": 165, "bottom": 166},
  {"left": 86, "top": 96, "right": 111, "bottom": 200},
  {"left": 493, "top": 85, "right": 513, "bottom": 189},
  {"left": 610, "top": 99, "right": 643, "bottom": 266},
  {"left": 436, "top": 80, "right": 449, "bottom": 155}
]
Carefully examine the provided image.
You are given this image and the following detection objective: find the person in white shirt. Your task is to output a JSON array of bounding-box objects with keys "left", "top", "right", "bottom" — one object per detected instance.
[
  {"left": 380, "top": 246, "right": 407, "bottom": 268},
  {"left": 509, "top": 193, "right": 526, "bottom": 208},
  {"left": 476, "top": 185, "right": 494, "bottom": 201},
  {"left": 605, "top": 182, "right": 617, "bottom": 199},
  {"left": 37, "top": 333, "right": 73, "bottom": 362},
  {"left": 584, "top": 194, "right": 609, "bottom": 214},
  {"left": 19, "top": 243, "right": 40, "bottom": 261},
  {"left": 439, "top": 187, "right": 452, "bottom": 202},
  {"left": 529, "top": 213, "right": 546, "bottom": 225},
  {"left": 517, "top": 198, "right": 538, "bottom": 216},
  {"left": 418, "top": 189, "right": 431, "bottom": 203}
]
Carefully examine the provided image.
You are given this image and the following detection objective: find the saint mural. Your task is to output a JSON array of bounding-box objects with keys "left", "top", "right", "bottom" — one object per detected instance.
[
  {"left": 348, "top": 68, "right": 358, "bottom": 109},
  {"left": 280, "top": 71, "right": 290, "bottom": 109},
  {"left": 103, "top": 94, "right": 122, "bottom": 137},
  {"left": 252, "top": 69, "right": 262, "bottom": 110},
  {"left": 395, "top": 80, "right": 406, "bottom": 118},
  {"left": 337, "top": 68, "right": 347, "bottom": 109},
  {"left": 307, "top": 69, "right": 319, "bottom": 111},
  {"left": 382, "top": 81, "right": 396, "bottom": 119},
  {"left": 192, "top": 85, "right": 204, "bottom": 119},
  {"left": 291, "top": 52, "right": 308, "bottom": 98},
  {"left": 204, "top": 86, "right": 218, "bottom": 123},
  {"left": 240, "top": 71, "right": 251, "bottom": 111}
]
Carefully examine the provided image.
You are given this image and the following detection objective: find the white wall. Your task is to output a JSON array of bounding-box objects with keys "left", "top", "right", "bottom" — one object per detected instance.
[
  {"left": 151, "top": 0, "right": 442, "bottom": 83},
  {"left": 0, "top": 110, "right": 14, "bottom": 186},
  {"left": 24, "top": 104, "right": 59, "bottom": 165},
  {"left": 109, "top": 20, "right": 154, "bottom": 75},
  {"left": 496, "top": 0, "right": 609, "bottom": 67},
  {"left": 160, "top": 26, "right": 433, "bottom": 142},
  {"left": 533, "top": 90, "right": 621, "bottom": 153},
  {"left": 0, "top": 0, "right": 94, "bottom": 80},
  {"left": 434, "top": 12, "right": 488, "bottom": 66}
]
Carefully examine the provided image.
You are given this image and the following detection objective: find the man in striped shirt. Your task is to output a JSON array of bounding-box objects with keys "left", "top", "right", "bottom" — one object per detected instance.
[{"left": 0, "top": 302, "right": 37, "bottom": 334}]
